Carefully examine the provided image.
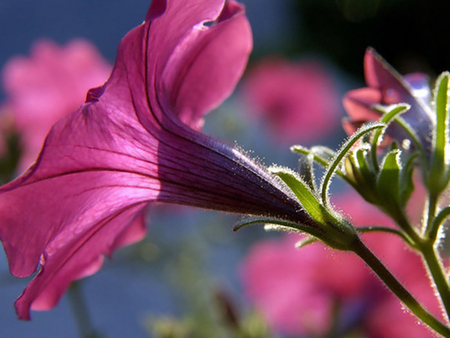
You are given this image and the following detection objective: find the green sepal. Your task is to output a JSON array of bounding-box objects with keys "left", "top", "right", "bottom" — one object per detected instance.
[
  {"left": 271, "top": 167, "right": 358, "bottom": 250},
  {"left": 270, "top": 167, "right": 327, "bottom": 225},
  {"left": 399, "top": 153, "right": 418, "bottom": 207},
  {"left": 428, "top": 72, "right": 450, "bottom": 194},
  {"left": 355, "top": 147, "right": 375, "bottom": 184},
  {"left": 298, "top": 154, "right": 317, "bottom": 193},
  {"left": 345, "top": 147, "right": 379, "bottom": 205},
  {"left": 376, "top": 150, "right": 402, "bottom": 210}
]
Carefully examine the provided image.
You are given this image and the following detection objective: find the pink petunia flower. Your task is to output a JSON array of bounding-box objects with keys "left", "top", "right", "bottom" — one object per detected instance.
[
  {"left": 1, "top": 39, "right": 112, "bottom": 171},
  {"left": 240, "top": 191, "right": 441, "bottom": 337},
  {"left": 342, "top": 48, "right": 433, "bottom": 153},
  {"left": 0, "top": 0, "right": 318, "bottom": 320},
  {"left": 241, "top": 57, "right": 340, "bottom": 145}
]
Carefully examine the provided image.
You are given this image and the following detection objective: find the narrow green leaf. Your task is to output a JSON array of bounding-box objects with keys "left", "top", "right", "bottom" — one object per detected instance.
[
  {"left": 263, "top": 223, "right": 302, "bottom": 233},
  {"left": 371, "top": 104, "right": 410, "bottom": 171},
  {"left": 356, "top": 226, "right": 415, "bottom": 247},
  {"left": 309, "top": 146, "right": 336, "bottom": 162},
  {"left": 320, "top": 122, "right": 385, "bottom": 208},
  {"left": 233, "top": 216, "right": 325, "bottom": 239},
  {"left": 291, "top": 146, "right": 349, "bottom": 182},
  {"left": 295, "top": 236, "right": 318, "bottom": 249},
  {"left": 271, "top": 167, "right": 327, "bottom": 225}
]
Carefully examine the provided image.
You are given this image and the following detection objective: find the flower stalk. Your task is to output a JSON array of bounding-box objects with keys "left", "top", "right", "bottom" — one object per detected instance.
[{"left": 351, "top": 238, "right": 450, "bottom": 337}]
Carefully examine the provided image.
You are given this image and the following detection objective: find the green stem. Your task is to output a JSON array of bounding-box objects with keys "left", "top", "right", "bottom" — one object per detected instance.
[
  {"left": 425, "top": 192, "right": 439, "bottom": 240},
  {"left": 420, "top": 243, "right": 450, "bottom": 323},
  {"left": 351, "top": 238, "right": 450, "bottom": 337},
  {"left": 68, "top": 281, "right": 100, "bottom": 338},
  {"left": 387, "top": 205, "right": 421, "bottom": 250},
  {"left": 356, "top": 226, "right": 415, "bottom": 247},
  {"left": 429, "top": 206, "right": 450, "bottom": 243},
  {"left": 421, "top": 192, "right": 450, "bottom": 321}
]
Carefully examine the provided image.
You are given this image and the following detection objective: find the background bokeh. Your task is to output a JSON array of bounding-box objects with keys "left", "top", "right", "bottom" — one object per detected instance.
[{"left": 1, "top": 1, "right": 450, "bottom": 337}]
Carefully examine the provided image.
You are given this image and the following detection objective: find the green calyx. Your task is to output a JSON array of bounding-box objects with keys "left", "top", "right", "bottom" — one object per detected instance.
[{"left": 270, "top": 167, "right": 358, "bottom": 251}]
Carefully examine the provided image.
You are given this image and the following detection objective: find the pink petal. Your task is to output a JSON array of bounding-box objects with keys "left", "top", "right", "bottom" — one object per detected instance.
[
  {"left": 342, "top": 87, "right": 383, "bottom": 121},
  {"left": 162, "top": 0, "right": 252, "bottom": 130},
  {"left": 364, "top": 48, "right": 433, "bottom": 146},
  {"left": 16, "top": 204, "right": 147, "bottom": 320},
  {"left": 0, "top": 0, "right": 315, "bottom": 319}
]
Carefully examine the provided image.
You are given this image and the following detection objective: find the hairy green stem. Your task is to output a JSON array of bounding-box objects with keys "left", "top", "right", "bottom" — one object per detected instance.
[
  {"left": 421, "top": 192, "right": 450, "bottom": 321},
  {"left": 425, "top": 192, "right": 439, "bottom": 239},
  {"left": 429, "top": 206, "right": 450, "bottom": 244},
  {"left": 420, "top": 243, "right": 450, "bottom": 323},
  {"left": 352, "top": 238, "right": 450, "bottom": 337},
  {"left": 387, "top": 205, "right": 421, "bottom": 250}
]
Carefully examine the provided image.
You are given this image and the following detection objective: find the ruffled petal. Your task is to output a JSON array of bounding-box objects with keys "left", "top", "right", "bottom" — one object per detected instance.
[
  {"left": 162, "top": 1, "right": 252, "bottom": 129},
  {"left": 15, "top": 204, "right": 147, "bottom": 320}
]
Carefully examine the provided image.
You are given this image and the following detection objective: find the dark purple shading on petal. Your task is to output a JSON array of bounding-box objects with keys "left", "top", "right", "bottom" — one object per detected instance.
[
  {"left": 0, "top": 0, "right": 317, "bottom": 320},
  {"left": 343, "top": 48, "right": 434, "bottom": 152}
]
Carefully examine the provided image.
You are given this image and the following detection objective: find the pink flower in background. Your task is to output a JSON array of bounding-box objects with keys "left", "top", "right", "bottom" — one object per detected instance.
[
  {"left": 240, "top": 191, "right": 440, "bottom": 337},
  {"left": 342, "top": 48, "right": 433, "bottom": 153},
  {"left": 1, "top": 39, "right": 112, "bottom": 170},
  {"left": 0, "top": 0, "right": 318, "bottom": 320},
  {"left": 241, "top": 57, "right": 340, "bottom": 144}
]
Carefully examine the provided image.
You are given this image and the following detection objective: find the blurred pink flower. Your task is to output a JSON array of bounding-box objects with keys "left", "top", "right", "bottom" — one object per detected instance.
[
  {"left": 1, "top": 39, "right": 112, "bottom": 171},
  {"left": 0, "top": 0, "right": 318, "bottom": 320},
  {"left": 241, "top": 57, "right": 340, "bottom": 144},
  {"left": 240, "top": 191, "right": 441, "bottom": 337}
]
